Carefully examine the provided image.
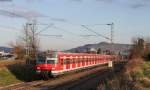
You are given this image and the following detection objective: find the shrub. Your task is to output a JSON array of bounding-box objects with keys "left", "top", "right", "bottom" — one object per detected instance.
[
  {"left": 140, "top": 79, "right": 150, "bottom": 88},
  {"left": 130, "top": 70, "right": 144, "bottom": 81},
  {"left": 143, "top": 69, "right": 150, "bottom": 79},
  {"left": 144, "top": 53, "right": 150, "bottom": 61}
]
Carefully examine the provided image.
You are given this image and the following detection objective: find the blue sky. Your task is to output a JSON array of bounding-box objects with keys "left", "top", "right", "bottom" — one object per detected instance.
[{"left": 0, "top": 0, "right": 150, "bottom": 50}]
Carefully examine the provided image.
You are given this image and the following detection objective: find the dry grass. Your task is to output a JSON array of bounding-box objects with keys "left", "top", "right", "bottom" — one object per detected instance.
[
  {"left": 0, "top": 60, "right": 25, "bottom": 67},
  {"left": 124, "top": 58, "right": 143, "bottom": 77}
]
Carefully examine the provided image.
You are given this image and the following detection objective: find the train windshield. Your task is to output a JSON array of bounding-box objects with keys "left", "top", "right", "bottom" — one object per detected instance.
[
  {"left": 47, "top": 51, "right": 57, "bottom": 58},
  {"left": 37, "top": 52, "right": 57, "bottom": 64},
  {"left": 47, "top": 60, "right": 55, "bottom": 64},
  {"left": 37, "top": 55, "right": 46, "bottom": 64}
]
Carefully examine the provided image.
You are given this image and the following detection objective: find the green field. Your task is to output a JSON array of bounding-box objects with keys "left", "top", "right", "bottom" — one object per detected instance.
[
  {"left": 0, "top": 60, "right": 35, "bottom": 88},
  {"left": 0, "top": 68, "right": 21, "bottom": 87}
]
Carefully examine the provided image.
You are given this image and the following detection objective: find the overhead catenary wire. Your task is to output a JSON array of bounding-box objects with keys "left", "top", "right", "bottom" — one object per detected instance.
[
  {"left": 44, "top": 21, "right": 104, "bottom": 44},
  {"left": 80, "top": 35, "right": 97, "bottom": 37},
  {"left": 0, "top": 24, "right": 22, "bottom": 32},
  {"left": 81, "top": 25, "right": 111, "bottom": 40},
  {"left": 81, "top": 23, "right": 114, "bottom": 43},
  {"left": 52, "top": 25, "right": 96, "bottom": 43},
  {"left": 50, "top": 19, "right": 112, "bottom": 41},
  {"left": 36, "top": 23, "right": 54, "bottom": 35},
  {"left": 52, "top": 25, "right": 80, "bottom": 37},
  {"left": 39, "top": 34, "right": 63, "bottom": 37},
  {"left": 39, "top": 33, "right": 82, "bottom": 44}
]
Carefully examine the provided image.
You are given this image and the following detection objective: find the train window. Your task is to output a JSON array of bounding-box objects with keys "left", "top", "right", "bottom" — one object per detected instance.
[
  {"left": 66, "top": 59, "right": 70, "bottom": 64},
  {"left": 37, "top": 59, "right": 46, "bottom": 64},
  {"left": 86, "top": 57, "right": 88, "bottom": 60},
  {"left": 73, "top": 59, "right": 75, "bottom": 63},
  {"left": 82, "top": 59, "right": 84, "bottom": 62},
  {"left": 69, "top": 59, "right": 72, "bottom": 64},
  {"left": 63, "top": 59, "right": 67, "bottom": 64},
  {"left": 78, "top": 59, "right": 80, "bottom": 63},
  {"left": 86, "top": 58, "right": 88, "bottom": 62},
  {"left": 73, "top": 59, "right": 76, "bottom": 63},
  {"left": 47, "top": 60, "right": 55, "bottom": 64},
  {"left": 72, "top": 60, "right": 75, "bottom": 63},
  {"left": 79, "top": 59, "right": 81, "bottom": 62},
  {"left": 76, "top": 59, "right": 78, "bottom": 63},
  {"left": 89, "top": 58, "right": 91, "bottom": 62},
  {"left": 80, "top": 59, "right": 82, "bottom": 63},
  {"left": 80, "top": 59, "right": 82, "bottom": 62},
  {"left": 47, "top": 51, "right": 57, "bottom": 58},
  {"left": 37, "top": 55, "right": 46, "bottom": 64}
]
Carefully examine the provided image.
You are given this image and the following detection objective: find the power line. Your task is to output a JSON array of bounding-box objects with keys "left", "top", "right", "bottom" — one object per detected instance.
[
  {"left": 80, "top": 35, "right": 97, "bottom": 37},
  {"left": 0, "top": 25, "right": 21, "bottom": 32},
  {"left": 36, "top": 23, "right": 54, "bottom": 35},
  {"left": 81, "top": 23, "right": 114, "bottom": 43},
  {"left": 81, "top": 25, "right": 111, "bottom": 40},
  {"left": 52, "top": 26, "right": 79, "bottom": 36},
  {"left": 39, "top": 34, "right": 63, "bottom": 37}
]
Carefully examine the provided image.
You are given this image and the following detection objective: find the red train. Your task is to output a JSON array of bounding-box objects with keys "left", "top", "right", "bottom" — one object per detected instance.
[{"left": 36, "top": 52, "right": 117, "bottom": 78}]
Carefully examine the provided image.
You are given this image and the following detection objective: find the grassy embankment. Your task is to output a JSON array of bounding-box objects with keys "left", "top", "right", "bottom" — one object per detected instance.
[
  {"left": 0, "top": 60, "right": 36, "bottom": 87},
  {"left": 0, "top": 67, "right": 21, "bottom": 87}
]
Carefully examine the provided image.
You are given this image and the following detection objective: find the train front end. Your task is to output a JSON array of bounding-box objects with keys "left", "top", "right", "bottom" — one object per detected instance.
[{"left": 36, "top": 52, "right": 58, "bottom": 78}]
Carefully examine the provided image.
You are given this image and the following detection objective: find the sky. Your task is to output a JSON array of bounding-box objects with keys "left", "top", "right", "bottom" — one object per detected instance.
[{"left": 0, "top": 0, "right": 150, "bottom": 50}]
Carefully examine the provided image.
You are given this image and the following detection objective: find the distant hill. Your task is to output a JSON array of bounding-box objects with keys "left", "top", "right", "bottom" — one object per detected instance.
[
  {"left": 0, "top": 46, "right": 13, "bottom": 53},
  {"left": 67, "top": 42, "right": 133, "bottom": 54}
]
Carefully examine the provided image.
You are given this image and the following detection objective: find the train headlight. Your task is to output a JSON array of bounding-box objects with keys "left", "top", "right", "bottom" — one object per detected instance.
[
  {"left": 52, "top": 67, "right": 55, "bottom": 70},
  {"left": 37, "top": 67, "right": 40, "bottom": 70}
]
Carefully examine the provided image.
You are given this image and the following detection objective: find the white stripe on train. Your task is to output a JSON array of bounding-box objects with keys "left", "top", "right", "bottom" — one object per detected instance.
[{"left": 51, "top": 61, "right": 109, "bottom": 75}]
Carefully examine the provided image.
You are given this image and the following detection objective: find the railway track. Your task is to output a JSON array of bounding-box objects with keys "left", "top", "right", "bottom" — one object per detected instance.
[
  {"left": 50, "top": 68, "right": 110, "bottom": 90},
  {"left": 1, "top": 64, "right": 109, "bottom": 90},
  {"left": 0, "top": 80, "right": 45, "bottom": 90},
  {"left": 37, "top": 62, "right": 124, "bottom": 90},
  {"left": 1, "top": 62, "right": 125, "bottom": 90},
  {"left": 31, "top": 65, "right": 110, "bottom": 90},
  {"left": 54, "top": 63, "right": 124, "bottom": 90}
]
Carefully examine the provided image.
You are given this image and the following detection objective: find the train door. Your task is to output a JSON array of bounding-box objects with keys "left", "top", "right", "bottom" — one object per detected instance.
[
  {"left": 69, "top": 56, "right": 73, "bottom": 70},
  {"left": 91, "top": 57, "right": 93, "bottom": 65},
  {"left": 65, "top": 59, "right": 70, "bottom": 70},
  {"left": 88, "top": 56, "right": 90, "bottom": 65},
  {"left": 95, "top": 56, "right": 96, "bottom": 64},
  {"left": 79, "top": 56, "right": 82, "bottom": 67},
  {"left": 98, "top": 56, "right": 100, "bottom": 64},
  {"left": 76, "top": 56, "right": 80, "bottom": 68},
  {"left": 84, "top": 57, "right": 88, "bottom": 66},
  {"left": 86, "top": 56, "right": 88, "bottom": 65},
  {"left": 95, "top": 56, "right": 97, "bottom": 64},
  {"left": 72, "top": 59, "right": 76, "bottom": 69},
  {"left": 59, "top": 58, "right": 64, "bottom": 71},
  {"left": 90, "top": 57, "right": 91, "bottom": 65},
  {"left": 103, "top": 55, "right": 106, "bottom": 63},
  {"left": 81, "top": 57, "right": 85, "bottom": 67},
  {"left": 82, "top": 56, "right": 85, "bottom": 67},
  {"left": 100, "top": 56, "right": 103, "bottom": 64}
]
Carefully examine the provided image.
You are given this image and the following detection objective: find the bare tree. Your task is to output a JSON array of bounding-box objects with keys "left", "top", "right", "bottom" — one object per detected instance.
[
  {"left": 9, "top": 20, "right": 39, "bottom": 64},
  {"left": 130, "top": 38, "right": 144, "bottom": 58},
  {"left": 9, "top": 41, "right": 25, "bottom": 60},
  {"left": 97, "top": 48, "right": 102, "bottom": 54},
  {"left": 143, "top": 37, "right": 150, "bottom": 61}
]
